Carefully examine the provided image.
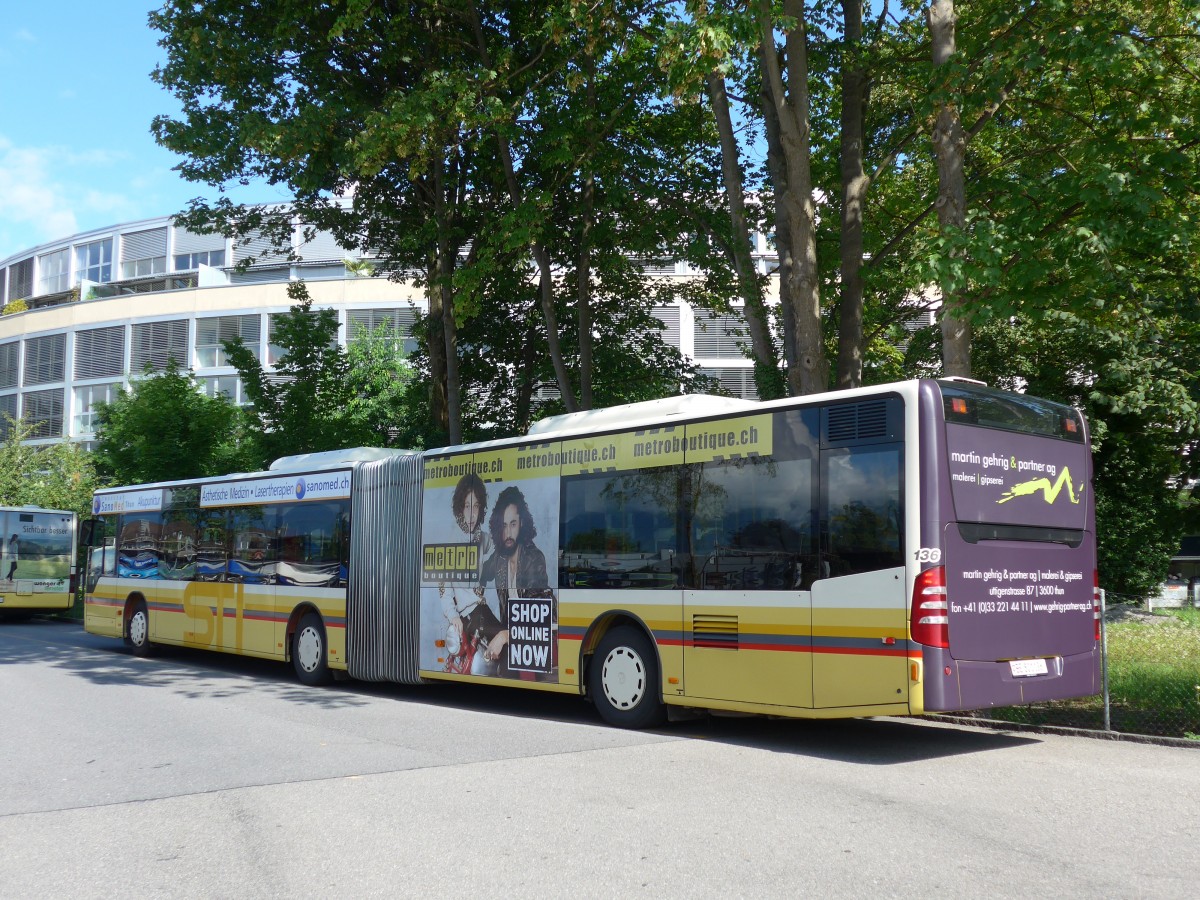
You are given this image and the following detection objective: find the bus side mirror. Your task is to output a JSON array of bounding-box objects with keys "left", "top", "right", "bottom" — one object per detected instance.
[{"left": 80, "top": 518, "right": 103, "bottom": 547}]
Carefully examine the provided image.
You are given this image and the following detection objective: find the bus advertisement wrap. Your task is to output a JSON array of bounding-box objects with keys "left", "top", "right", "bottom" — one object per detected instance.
[
  {"left": 420, "top": 450, "right": 561, "bottom": 682},
  {"left": 0, "top": 509, "right": 74, "bottom": 592}
]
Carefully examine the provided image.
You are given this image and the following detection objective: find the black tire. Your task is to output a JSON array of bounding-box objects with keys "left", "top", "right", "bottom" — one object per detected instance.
[
  {"left": 292, "top": 612, "right": 333, "bottom": 686},
  {"left": 588, "top": 625, "right": 665, "bottom": 729},
  {"left": 124, "top": 599, "right": 152, "bottom": 657}
]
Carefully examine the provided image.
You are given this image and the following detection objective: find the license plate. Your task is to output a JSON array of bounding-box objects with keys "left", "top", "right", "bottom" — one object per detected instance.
[{"left": 1010, "top": 658, "right": 1049, "bottom": 677}]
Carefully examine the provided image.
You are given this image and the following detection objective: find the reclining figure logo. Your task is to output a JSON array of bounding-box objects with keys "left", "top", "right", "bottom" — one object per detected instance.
[{"left": 997, "top": 467, "right": 1080, "bottom": 506}]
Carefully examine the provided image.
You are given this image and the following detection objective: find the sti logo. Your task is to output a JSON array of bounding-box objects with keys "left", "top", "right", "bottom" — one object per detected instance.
[{"left": 295, "top": 478, "right": 307, "bottom": 500}]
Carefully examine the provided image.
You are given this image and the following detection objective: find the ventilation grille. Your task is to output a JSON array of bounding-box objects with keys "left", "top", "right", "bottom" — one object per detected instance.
[
  {"left": 75, "top": 326, "right": 126, "bottom": 379},
  {"left": 827, "top": 400, "right": 889, "bottom": 443},
  {"left": 692, "top": 614, "right": 739, "bottom": 650}
]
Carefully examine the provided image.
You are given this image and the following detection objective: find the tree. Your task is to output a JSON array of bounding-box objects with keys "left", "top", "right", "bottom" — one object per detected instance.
[
  {"left": 91, "top": 361, "right": 257, "bottom": 485},
  {"left": 0, "top": 417, "right": 99, "bottom": 519},
  {"left": 225, "top": 281, "right": 419, "bottom": 461}
]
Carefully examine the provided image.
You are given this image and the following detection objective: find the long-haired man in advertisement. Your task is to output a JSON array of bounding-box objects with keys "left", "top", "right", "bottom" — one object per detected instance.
[{"left": 479, "top": 484, "right": 554, "bottom": 676}]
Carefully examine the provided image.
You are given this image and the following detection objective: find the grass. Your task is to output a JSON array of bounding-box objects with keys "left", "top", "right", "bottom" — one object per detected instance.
[{"left": 980, "top": 606, "right": 1200, "bottom": 738}]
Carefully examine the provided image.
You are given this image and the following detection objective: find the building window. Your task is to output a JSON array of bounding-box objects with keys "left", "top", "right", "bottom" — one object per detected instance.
[
  {"left": 38, "top": 249, "right": 71, "bottom": 295},
  {"left": 0, "top": 342, "right": 18, "bottom": 390},
  {"left": 0, "top": 393, "right": 16, "bottom": 437},
  {"left": 74, "top": 383, "right": 120, "bottom": 435},
  {"left": 74, "top": 239, "right": 113, "bottom": 284},
  {"left": 119, "top": 228, "right": 168, "bottom": 280},
  {"left": 23, "top": 334, "right": 66, "bottom": 386},
  {"left": 196, "top": 315, "right": 260, "bottom": 367},
  {"left": 131, "top": 320, "right": 188, "bottom": 372},
  {"left": 75, "top": 326, "right": 126, "bottom": 379},
  {"left": 120, "top": 256, "right": 167, "bottom": 279},
  {"left": 347, "top": 307, "right": 418, "bottom": 355},
  {"left": 174, "top": 249, "right": 226, "bottom": 271},
  {"left": 200, "top": 376, "right": 247, "bottom": 406},
  {"left": 23, "top": 388, "right": 65, "bottom": 438}
]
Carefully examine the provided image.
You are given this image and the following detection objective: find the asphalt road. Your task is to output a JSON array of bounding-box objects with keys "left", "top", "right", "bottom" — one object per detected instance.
[{"left": 1, "top": 618, "right": 1197, "bottom": 898}]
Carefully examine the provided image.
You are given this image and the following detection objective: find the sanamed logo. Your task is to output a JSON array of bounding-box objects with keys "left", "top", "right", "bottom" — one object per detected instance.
[
  {"left": 92, "top": 497, "right": 102, "bottom": 515},
  {"left": 295, "top": 478, "right": 306, "bottom": 500},
  {"left": 997, "top": 467, "right": 1081, "bottom": 506}
]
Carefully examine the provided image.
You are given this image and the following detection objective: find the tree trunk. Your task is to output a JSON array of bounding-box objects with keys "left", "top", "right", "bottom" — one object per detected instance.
[
  {"left": 467, "top": 1, "right": 579, "bottom": 412},
  {"left": 577, "top": 54, "right": 597, "bottom": 411},
  {"left": 929, "top": 0, "right": 972, "bottom": 377},
  {"left": 836, "top": 0, "right": 869, "bottom": 390},
  {"left": 757, "top": 0, "right": 828, "bottom": 395},
  {"left": 707, "top": 70, "right": 784, "bottom": 400},
  {"left": 432, "top": 157, "right": 462, "bottom": 445}
]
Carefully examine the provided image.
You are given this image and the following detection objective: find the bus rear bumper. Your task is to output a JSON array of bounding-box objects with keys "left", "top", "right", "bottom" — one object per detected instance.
[{"left": 920, "top": 645, "right": 1101, "bottom": 713}]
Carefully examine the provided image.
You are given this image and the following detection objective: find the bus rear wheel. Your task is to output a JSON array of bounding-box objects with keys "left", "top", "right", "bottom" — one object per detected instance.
[
  {"left": 125, "top": 600, "right": 151, "bottom": 657},
  {"left": 589, "top": 626, "right": 665, "bottom": 729},
  {"left": 293, "top": 612, "right": 333, "bottom": 686}
]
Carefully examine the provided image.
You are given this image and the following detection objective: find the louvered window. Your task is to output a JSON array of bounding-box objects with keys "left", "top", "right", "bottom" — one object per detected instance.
[
  {"left": 196, "top": 315, "right": 261, "bottom": 367},
  {"left": 75, "top": 326, "right": 126, "bottom": 379},
  {"left": 295, "top": 227, "right": 346, "bottom": 263},
  {"left": 119, "top": 227, "right": 168, "bottom": 279},
  {"left": 131, "top": 320, "right": 188, "bottom": 372},
  {"left": 0, "top": 342, "right": 18, "bottom": 389},
  {"left": 652, "top": 306, "right": 681, "bottom": 350},
  {"left": 23, "top": 334, "right": 66, "bottom": 385},
  {"left": 8, "top": 258, "right": 33, "bottom": 300},
  {"left": 234, "top": 227, "right": 291, "bottom": 267},
  {"left": 38, "top": 249, "right": 70, "bottom": 294},
  {"left": 698, "top": 366, "right": 759, "bottom": 401},
  {"left": 172, "top": 226, "right": 226, "bottom": 256},
  {"left": 0, "top": 394, "right": 16, "bottom": 437},
  {"left": 23, "top": 388, "right": 64, "bottom": 438},
  {"left": 693, "top": 310, "right": 748, "bottom": 359},
  {"left": 347, "top": 307, "right": 418, "bottom": 354},
  {"left": 268, "top": 310, "right": 337, "bottom": 364}
]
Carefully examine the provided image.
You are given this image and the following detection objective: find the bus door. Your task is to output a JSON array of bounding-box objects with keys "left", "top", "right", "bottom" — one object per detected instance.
[
  {"left": 116, "top": 512, "right": 166, "bottom": 637},
  {"left": 221, "top": 506, "right": 279, "bottom": 655},
  {"left": 812, "top": 401, "right": 909, "bottom": 709},
  {"left": 682, "top": 442, "right": 817, "bottom": 709}
]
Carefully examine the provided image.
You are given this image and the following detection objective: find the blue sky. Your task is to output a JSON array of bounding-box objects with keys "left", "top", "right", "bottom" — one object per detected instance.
[{"left": 0, "top": 2, "right": 278, "bottom": 263}]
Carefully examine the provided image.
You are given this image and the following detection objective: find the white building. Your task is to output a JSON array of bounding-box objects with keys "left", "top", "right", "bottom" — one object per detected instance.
[{"left": 0, "top": 215, "right": 781, "bottom": 444}]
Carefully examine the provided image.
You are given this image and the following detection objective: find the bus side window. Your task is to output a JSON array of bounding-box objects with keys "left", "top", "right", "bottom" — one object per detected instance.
[{"left": 821, "top": 444, "right": 903, "bottom": 579}]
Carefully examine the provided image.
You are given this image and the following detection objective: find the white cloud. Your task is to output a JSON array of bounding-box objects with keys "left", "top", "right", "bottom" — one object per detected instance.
[
  {"left": 0, "top": 136, "right": 142, "bottom": 261},
  {"left": 15, "top": 28, "right": 36, "bottom": 43}
]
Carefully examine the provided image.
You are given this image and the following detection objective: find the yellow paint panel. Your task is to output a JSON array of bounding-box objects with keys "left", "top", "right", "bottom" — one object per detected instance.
[{"left": 684, "top": 413, "right": 774, "bottom": 463}]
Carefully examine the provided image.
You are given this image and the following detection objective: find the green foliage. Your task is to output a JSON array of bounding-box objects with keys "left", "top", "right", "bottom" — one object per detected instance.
[
  {"left": 91, "top": 359, "right": 258, "bottom": 485},
  {"left": 0, "top": 417, "right": 99, "bottom": 520},
  {"left": 227, "top": 281, "right": 418, "bottom": 461}
]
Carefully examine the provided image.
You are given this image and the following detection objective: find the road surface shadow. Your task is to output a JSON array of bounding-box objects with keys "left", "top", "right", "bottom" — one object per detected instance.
[{"left": 7, "top": 617, "right": 1040, "bottom": 762}]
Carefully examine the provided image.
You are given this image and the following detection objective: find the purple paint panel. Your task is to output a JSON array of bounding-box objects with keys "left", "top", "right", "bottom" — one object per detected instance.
[
  {"left": 944, "top": 423, "right": 1089, "bottom": 530},
  {"left": 944, "top": 526, "right": 1095, "bottom": 661}
]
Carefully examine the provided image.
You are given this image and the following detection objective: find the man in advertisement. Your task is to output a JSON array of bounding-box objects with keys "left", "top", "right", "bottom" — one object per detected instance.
[{"left": 479, "top": 485, "right": 554, "bottom": 676}]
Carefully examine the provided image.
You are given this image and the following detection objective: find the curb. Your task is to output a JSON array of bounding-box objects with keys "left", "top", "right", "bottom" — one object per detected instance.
[{"left": 925, "top": 714, "right": 1200, "bottom": 749}]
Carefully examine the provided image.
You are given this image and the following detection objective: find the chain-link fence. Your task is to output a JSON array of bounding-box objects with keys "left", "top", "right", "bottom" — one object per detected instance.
[{"left": 960, "top": 593, "right": 1200, "bottom": 740}]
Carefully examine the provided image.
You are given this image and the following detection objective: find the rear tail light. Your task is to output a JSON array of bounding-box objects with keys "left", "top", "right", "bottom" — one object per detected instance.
[
  {"left": 1093, "top": 570, "right": 1101, "bottom": 642},
  {"left": 911, "top": 565, "right": 949, "bottom": 648}
]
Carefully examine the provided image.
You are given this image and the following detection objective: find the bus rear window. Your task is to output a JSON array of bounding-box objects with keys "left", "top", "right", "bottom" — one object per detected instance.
[{"left": 941, "top": 383, "right": 1084, "bottom": 442}]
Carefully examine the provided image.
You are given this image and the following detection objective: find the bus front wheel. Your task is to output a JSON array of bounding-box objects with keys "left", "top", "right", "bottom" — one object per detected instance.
[
  {"left": 125, "top": 600, "right": 151, "bottom": 657},
  {"left": 589, "top": 626, "right": 665, "bottom": 729},
  {"left": 292, "top": 612, "right": 333, "bottom": 686}
]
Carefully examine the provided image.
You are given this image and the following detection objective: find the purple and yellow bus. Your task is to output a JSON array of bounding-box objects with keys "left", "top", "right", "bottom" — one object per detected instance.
[{"left": 82, "top": 379, "right": 1099, "bottom": 727}]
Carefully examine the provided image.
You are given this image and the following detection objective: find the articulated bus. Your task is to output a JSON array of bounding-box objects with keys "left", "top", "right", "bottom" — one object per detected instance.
[
  {"left": 82, "top": 379, "right": 1100, "bottom": 727},
  {"left": 0, "top": 506, "right": 77, "bottom": 616}
]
